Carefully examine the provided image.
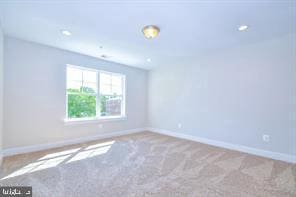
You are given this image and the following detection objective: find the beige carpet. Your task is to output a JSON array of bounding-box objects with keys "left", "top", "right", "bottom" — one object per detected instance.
[{"left": 0, "top": 131, "right": 295, "bottom": 197}]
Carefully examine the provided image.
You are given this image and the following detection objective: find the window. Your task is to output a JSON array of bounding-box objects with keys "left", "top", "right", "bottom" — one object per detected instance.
[
  {"left": 66, "top": 65, "right": 125, "bottom": 121},
  {"left": 100, "top": 72, "right": 125, "bottom": 117}
]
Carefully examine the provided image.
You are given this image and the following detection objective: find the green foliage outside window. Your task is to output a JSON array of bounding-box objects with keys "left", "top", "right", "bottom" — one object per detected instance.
[
  {"left": 67, "top": 87, "right": 122, "bottom": 118},
  {"left": 67, "top": 87, "right": 96, "bottom": 118}
]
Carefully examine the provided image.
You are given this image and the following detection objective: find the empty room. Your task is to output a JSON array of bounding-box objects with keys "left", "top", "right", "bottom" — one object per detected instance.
[{"left": 0, "top": 1, "right": 295, "bottom": 196}]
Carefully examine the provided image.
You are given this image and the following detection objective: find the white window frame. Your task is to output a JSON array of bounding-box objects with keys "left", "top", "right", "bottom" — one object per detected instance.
[{"left": 65, "top": 64, "right": 126, "bottom": 124}]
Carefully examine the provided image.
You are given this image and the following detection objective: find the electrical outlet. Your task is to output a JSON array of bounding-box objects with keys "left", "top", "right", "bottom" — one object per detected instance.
[
  {"left": 178, "top": 123, "right": 182, "bottom": 129},
  {"left": 262, "top": 134, "right": 270, "bottom": 142}
]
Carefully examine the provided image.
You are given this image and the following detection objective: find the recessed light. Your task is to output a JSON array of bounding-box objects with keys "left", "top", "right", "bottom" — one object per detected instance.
[
  {"left": 61, "top": 30, "right": 72, "bottom": 36},
  {"left": 142, "top": 25, "right": 160, "bottom": 39},
  {"left": 238, "top": 25, "right": 248, "bottom": 31},
  {"left": 147, "top": 58, "right": 151, "bottom": 62}
]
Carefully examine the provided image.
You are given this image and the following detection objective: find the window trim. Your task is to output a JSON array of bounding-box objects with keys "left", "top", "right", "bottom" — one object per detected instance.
[
  {"left": 65, "top": 64, "right": 126, "bottom": 123},
  {"left": 64, "top": 116, "right": 127, "bottom": 125}
]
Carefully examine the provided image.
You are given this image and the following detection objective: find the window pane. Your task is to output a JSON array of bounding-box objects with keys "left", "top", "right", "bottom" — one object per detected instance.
[
  {"left": 83, "top": 82, "right": 97, "bottom": 94},
  {"left": 112, "top": 85, "right": 122, "bottom": 95},
  {"left": 83, "top": 70, "right": 96, "bottom": 83},
  {"left": 100, "top": 84, "right": 112, "bottom": 95},
  {"left": 68, "top": 94, "right": 96, "bottom": 118},
  {"left": 67, "top": 67, "right": 82, "bottom": 81},
  {"left": 112, "top": 75, "right": 122, "bottom": 86},
  {"left": 99, "top": 73, "right": 123, "bottom": 95},
  {"left": 100, "top": 95, "right": 122, "bottom": 117},
  {"left": 100, "top": 73, "right": 111, "bottom": 85},
  {"left": 67, "top": 80, "right": 82, "bottom": 92}
]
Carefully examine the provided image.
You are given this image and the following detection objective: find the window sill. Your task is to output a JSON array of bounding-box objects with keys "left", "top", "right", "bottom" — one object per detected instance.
[{"left": 64, "top": 116, "right": 127, "bottom": 125}]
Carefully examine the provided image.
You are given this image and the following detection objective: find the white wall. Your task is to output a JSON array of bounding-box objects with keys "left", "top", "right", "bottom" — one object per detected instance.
[
  {"left": 0, "top": 23, "right": 4, "bottom": 163},
  {"left": 3, "top": 37, "right": 148, "bottom": 149},
  {"left": 3, "top": 33, "right": 296, "bottom": 159},
  {"left": 148, "top": 34, "right": 296, "bottom": 156}
]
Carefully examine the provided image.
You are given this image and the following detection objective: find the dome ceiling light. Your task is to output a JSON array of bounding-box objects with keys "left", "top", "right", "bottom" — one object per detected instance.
[
  {"left": 61, "top": 30, "right": 72, "bottom": 36},
  {"left": 142, "top": 25, "right": 160, "bottom": 39},
  {"left": 238, "top": 25, "right": 248, "bottom": 31}
]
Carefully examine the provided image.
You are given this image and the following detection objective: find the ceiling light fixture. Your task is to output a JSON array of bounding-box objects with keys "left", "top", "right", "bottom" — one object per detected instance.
[
  {"left": 142, "top": 25, "right": 160, "bottom": 39},
  {"left": 147, "top": 58, "right": 151, "bottom": 62},
  {"left": 238, "top": 25, "right": 248, "bottom": 31},
  {"left": 61, "top": 30, "right": 72, "bottom": 36}
]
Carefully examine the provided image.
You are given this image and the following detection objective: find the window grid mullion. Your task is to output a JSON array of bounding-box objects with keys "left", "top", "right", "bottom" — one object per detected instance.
[{"left": 97, "top": 71, "right": 100, "bottom": 119}]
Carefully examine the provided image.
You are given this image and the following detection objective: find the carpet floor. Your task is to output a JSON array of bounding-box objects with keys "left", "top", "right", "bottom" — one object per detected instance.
[{"left": 0, "top": 131, "right": 295, "bottom": 197}]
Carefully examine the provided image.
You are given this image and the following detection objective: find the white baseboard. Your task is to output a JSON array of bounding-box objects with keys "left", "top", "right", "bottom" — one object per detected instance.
[
  {"left": 2, "top": 128, "right": 146, "bottom": 157},
  {"left": 3, "top": 127, "right": 295, "bottom": 164},
  {"left": 147, "top": 127, "right": 296, "bottom": 164}
]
